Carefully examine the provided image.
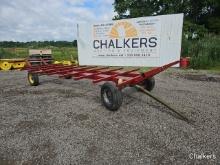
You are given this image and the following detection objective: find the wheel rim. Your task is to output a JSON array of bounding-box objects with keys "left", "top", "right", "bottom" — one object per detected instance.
[
  {"left": 28, "top": 74, "right": 34, "bottom": 84},
  {"left": 103, "top": 89, "right": 113, "bottom": 105},
  {"left": 0, "top": 62, "right": 12, "bottom": 70}
]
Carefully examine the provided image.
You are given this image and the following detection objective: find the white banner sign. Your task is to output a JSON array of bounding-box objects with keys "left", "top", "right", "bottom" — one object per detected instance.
[{"left": 77, "top": 13, "right": 183, "bottom": 67}]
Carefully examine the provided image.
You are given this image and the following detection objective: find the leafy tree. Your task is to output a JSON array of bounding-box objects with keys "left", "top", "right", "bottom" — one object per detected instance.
[
  {"left": 113, "top": 0, "right": 220, "bottom": 33},
  {"left": 0, "top": 40, "right": 77, "bottom": 48}
]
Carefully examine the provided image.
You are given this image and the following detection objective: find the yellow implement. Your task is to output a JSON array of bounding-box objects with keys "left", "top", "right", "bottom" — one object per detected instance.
[
  {"left": 54, "top": 61, "right": 61, "bottom": 64},
  {"left": 0, "top": 58, "right": 26, "bottom": 71},
  {"left": 53, "top": 60, "right": 78, "bottom": 66},
  {"left": 12, "top": 62, "right": 26, "bottom": 69},
  {"left": 62, "top": 60, "right": 72, "bottom": 65},
  {"left": 0, "top": 61, "right": 12, "bottom": 70},
  {"left": 0, "top": 58, "right": 78, "bottom": 71}
]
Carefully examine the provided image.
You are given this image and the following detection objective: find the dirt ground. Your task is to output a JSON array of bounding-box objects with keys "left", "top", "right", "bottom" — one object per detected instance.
[{"left": 0, "top": 69, "right": 219, "bottom": 165}]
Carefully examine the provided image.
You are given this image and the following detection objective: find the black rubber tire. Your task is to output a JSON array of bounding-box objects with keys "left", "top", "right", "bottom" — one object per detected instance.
[
  {"left": 101, "top": 82, "right": 123, "bottom": 111},
  {"left": 28, "top": 73, "right": 39, "bottom": 86},
  {"left": 141, "top": 77, "right": 155, "bottom": 91},
  {"left": 64, "top": 75, "right": 72, "bottom": 79}
]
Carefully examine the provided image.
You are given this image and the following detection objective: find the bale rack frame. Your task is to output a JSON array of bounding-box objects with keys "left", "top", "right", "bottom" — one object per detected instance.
[{"left": 25, "top": 58, "right": 179, "bottom": 111}]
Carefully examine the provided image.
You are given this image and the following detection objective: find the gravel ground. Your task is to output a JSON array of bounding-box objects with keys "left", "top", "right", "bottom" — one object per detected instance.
[{"left": 0, "top": 69, "right": 219, "bottom": 165}]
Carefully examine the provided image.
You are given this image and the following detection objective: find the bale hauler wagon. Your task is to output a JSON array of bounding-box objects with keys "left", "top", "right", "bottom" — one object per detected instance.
[{"left": 25, "top": 58, "right": 179, "bottom": 111}]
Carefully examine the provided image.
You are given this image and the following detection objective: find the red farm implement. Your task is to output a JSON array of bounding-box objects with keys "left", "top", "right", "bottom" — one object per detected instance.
[{"left": 25, "top": 58, "right": 180, "bottom": 111}]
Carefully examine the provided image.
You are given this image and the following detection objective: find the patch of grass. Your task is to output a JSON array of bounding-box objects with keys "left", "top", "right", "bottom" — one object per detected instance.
[
  {"left": 207, "top": 63, "right": 220, "bottom": 73},
  {"left": 52, "top": 47, "right": 78, "bottom": 61},
  {"left": 0, "top": 47, "right": 78, "bottom": 61},
  {"left": 182, "top": 34, "right": 220, "bottom": 69}
]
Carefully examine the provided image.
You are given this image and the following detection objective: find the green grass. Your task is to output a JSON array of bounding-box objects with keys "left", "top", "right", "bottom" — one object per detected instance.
[
  {"left": 52, "top": 47, "right": 78, "bottom": 61},
  {"left": 0, "top": 47, "right": 78, "bottom": 61},
  {"left": 207, "top": 63, "right": 220, "bottom": 73},
  {"left": 182, "top": 34, "right": 220, "bottom": 70}
]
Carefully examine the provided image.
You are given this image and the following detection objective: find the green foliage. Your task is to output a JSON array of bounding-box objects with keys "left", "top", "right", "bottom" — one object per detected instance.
[
  {"left": 183, "top": 21, "right": 208, "bottom": 39},
  {"left": 206, "top": 17, "right": 220, "bottom": 34},
  {"left": 0, "top": 41, "right": 78, "bottom": 61},
  {"left": 113, "top": 0, "right": 219, "bottom": 33},
  {"left": 0, "top": 41, "right": 77, "bottom": 48},
  {"left": 0, "top": 47, "right": 78, "bottom": 61},
  {"left": 113, "top": 0, "right": 159, "bottom": 19},
  {"left": 52, "top": 47, "right": 78, "bottom": 61},
  {"left": 182, "top": 35, "right": 220, "bottom": 69},
  {"left": 0, "top": 48, "right": 15, "bottom": 59}
]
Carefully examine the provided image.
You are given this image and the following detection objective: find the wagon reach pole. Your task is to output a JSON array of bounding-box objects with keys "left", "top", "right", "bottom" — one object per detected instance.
[{"left": 135, "top": 85, "right": 193, "bottom": 124}]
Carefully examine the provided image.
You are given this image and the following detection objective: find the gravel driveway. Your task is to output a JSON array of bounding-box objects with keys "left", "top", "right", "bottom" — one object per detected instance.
[{"left": 0, "top": 69, "right": 219, "bottom": 164}]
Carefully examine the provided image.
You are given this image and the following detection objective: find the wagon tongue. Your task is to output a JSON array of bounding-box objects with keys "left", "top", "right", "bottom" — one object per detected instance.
[
  {"left": 135, "top": 85, "right": 193, "bottom": 124},
  {"left": 142, "top": 60, "right": 180, "bottom": 78}
]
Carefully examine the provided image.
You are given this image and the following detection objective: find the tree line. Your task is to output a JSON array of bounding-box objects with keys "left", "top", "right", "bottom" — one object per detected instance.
[
  {"left": 113, "top": 0, "right": 220, "bottom": 36},
  {"left": 0, "top": 40, "right": 77, "bottom": 48}
]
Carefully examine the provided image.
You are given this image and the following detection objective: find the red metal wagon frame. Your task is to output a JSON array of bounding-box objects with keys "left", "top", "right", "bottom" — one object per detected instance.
[{"left": 25, "top": 58, "right": 179, "bottom": 110}]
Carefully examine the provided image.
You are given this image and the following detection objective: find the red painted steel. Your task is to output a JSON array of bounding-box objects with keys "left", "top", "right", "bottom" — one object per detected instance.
[
  {"left": 117, "top": 60, "right": 180, "bottom": 88},
  {"left": 26, "top": 58, "right": 180, "bottom": 89},
  {"left": 180, "top": 57, "right": 190, "bottom": 68},
  {"left": 74, "top": 67, "right": 124, "bottom": 80}
]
